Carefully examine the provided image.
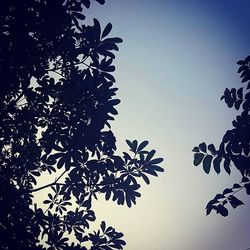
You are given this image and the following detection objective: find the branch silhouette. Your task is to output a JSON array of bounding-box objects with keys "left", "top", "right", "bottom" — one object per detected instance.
[
  {"left": 31, "top": 170, "right": 68, "bottom": 193},
  {"left": 193, "top": 55, "right": 250, "bottom": 216}
]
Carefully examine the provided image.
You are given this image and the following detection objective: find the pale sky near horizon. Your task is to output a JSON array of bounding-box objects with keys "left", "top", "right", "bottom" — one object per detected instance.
[{"left": 82, "top": 1, "right": 250, "bottom": 250}]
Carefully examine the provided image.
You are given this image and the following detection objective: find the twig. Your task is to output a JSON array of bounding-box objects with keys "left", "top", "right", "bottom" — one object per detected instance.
[{"left": 30, "top": 169, "right": 68, "bottom": 192}]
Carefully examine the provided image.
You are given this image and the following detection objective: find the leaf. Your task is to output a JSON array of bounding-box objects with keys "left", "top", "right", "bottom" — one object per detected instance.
[
  {"left": 102, "top": 246, "right": 112, "bottom": 250},
  {"left": 104, "top": 65, "right": 115, "bottom": 72},
  {"left": 103, "top": 37, "right": 123, "bottom": 43},
  {"left": 244, "top": 183, "right": 250, "bottom": 195},
  {"left": 126, "top": 139, "right": 133, "bottom": 150},
  {"left": 109, "top": 99, "right": 120, "bottom": 106},
  {"left": 214, "top": 194, "right": 225, "bottom": 200},
  {"left": 233, "top": 183, "right": 241, "bottom": 189},
  {"left": 105, "top": 189, "right": 111, "bottom": 200},
  {"left": 224, "top": 158, "right": 231, "bottom": 174},
  {"left": 148, "top": 158, "right": 163, "bottom": 165},
  {"left": 139, "top": 152, "right": 145, "bottom": 161},
  {"left": 93, "top": 18, "right": 101, "bottom": 40},
  {"left": 95, "top": 0, "right": 105, "bottom": 4},
  {"left": 117, "top": 191, "right": 124, "bottom": 205},
  {"left": 137, "top": 140, "right": 149, "bottom": 152},
  {"left": 228, "top": 196, "right": 244, "bottom": 208},
  {"left": 192, "top": 146, "right": 199, "bottom": 152},
  {"left": 146, "top": 150, "right": 156, "bottom": 162},
  {"left": 100, "top": 221, "right": 106, "bottom": 232},
  {"left": 123, "top": 152, "right": 132, "bottom": 163},
  {"left": 141, "top": 173, "right": 150, "bottom": 184},
  {"left": 237, "top": 87, "right": 243, "bottom": 98},
  {"left": 143, "top": 168, "right": 157, "bottom": 176},
  {"left": 206, "top": 204, "right": 216, "bottom": 216},
  {"left": 206, "top": 199, "right": 218, "bottom": 209},
  {"left": 217, "top": 204, "right": 228, "bottom": 217},
  {"left": 208, "top": 144, "right": 217, "bottom": 155},
  {"left": 193, "top": 153, "right": 204, "bottom": 166},
  {"left": 48, "top": 193, "right": 53, "bottom": 200},
  {"left": 126, "top": 140, "right": 138, "bottom": 153},
  {"left": 247, "top": 81, "right": 250, "bottom": 89},
  {"left": 234, "top": 99, "right": 243, "bottom": 110},
  {"left": 57, "top": 156, "right": 66, "bottom": 168},
  {"left": 75, "top": 231, "right": 83, "bottom": 242},
  {"left": 199, "top": 142, "right": 207, "bottom": 153},
  {"left": 125, "top": 194, "right": 132, "bottom": 208},
  {"left": 132, "top": 140, "right": 138, "bottom": 151},
  {"left": 213, "top": 156, "right": 222, "bottom": 174},
  {"left": 237, "top": 65, "right": 248, "bottom": 73},
  {"left": 237, "top": 60, "right": 245, "bottom": 65},
  {"left": 241, "top": 176, "right": 249, "bottom": 182},
  {"left": 103, "top": 72, "right": 116, "bottom": 82},
  {"left": 100, "top": 42, "right": 119, "bottom": 51},
  {"left": 101, "top": 23, "right": 112, "bottom": 38},
  {"left": 82, "top": 0, "right": 91, "bottom": 8},
  {"left": 203, "top": 155, "right": 213, "bottom": 174},
  {"left": 222, "top": 188, "right": 233, "bottom": 195},
  {"left": 245, "top": 55, "right": 250, "bottom": 63},
  {"left": 151, "top": 165, "right": 164, "bottom": 172},
  {"left": 241, "top": 75, "right": 250, "bottom": 83}
]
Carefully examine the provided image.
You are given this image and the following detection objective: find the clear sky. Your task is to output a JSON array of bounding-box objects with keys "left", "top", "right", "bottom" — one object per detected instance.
[{"left": 81, "top": 1, "right": 250, "bottom": 250}]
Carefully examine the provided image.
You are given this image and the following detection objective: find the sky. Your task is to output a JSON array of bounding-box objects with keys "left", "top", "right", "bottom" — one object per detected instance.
[{"left": 80, "top": 1, "right": 250, "bottom": 250}]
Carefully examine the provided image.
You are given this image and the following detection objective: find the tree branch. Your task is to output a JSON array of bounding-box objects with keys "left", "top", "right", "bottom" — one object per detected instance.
[{"left": 30, "top": 170, "right": 67, "bottom": 193}]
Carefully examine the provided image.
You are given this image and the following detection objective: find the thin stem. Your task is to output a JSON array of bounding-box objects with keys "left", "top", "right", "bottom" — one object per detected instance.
[
  {"left": 219, "top": 183, "right": 247, "bottom": 206},
  {"left": 16, "top": 102, "right": 28, "bottom": 107},
  {"left": 47, "top": 60, "right": 88, "bottom": 72},
  {"left": 46, "top": 52, "right": 93, "bottom": 74},
  {"left": 50, "top": 70, "right": 65, "bottom": 78},
  {"left": 30, "top": 169, "right": 67, "bottom": 193},
  {"left": 15, "top": 92, "right": 24, "bottom": 104}
]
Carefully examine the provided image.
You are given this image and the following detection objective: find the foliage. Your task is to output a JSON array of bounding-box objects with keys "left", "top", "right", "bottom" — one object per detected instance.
[
  {"left": 0, "top": 0, "right": 164, "bottom": 249},
  {"left": 192, "top": 55, "right": 250, "bottom": 216}
]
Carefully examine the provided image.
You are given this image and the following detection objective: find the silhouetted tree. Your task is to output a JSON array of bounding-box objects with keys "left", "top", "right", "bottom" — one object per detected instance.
[
  {"left": 0, "top": 0, "right": 164, "bottom": 249},
  {"left": 192, "top": 56, "right": 250, "bottom": 217}
]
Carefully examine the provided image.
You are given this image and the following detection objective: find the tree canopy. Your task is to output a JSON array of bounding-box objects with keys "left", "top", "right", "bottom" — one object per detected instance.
[
  {"left": 0, "top": 0, "right": 164, "bottom": 249},
  {"left": 193, "top": 55, "right": 250, "bottom": 217}
]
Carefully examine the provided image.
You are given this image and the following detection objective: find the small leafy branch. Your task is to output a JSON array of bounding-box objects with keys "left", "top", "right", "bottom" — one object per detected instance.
[
  {"left": 193, "top": 142, "right": 230, "bottom": 175},
  {"left": 36, "top": 140, "right": 164, "bottom": 249},
  {"left": 206, "top": 177, "right": 250, "bottom": 216},
  {"left": 192, "top": 55, "right": 250, "bottom": 216}
]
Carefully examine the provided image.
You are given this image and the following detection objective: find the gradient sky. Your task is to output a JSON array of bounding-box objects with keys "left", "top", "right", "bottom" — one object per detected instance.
[{"left": 79, "top": 1, "right": 250, "bottom": 250}]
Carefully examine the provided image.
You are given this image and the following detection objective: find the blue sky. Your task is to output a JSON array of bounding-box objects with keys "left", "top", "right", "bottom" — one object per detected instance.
[{"left": 81, "top": 1, "right": 250, "bottom": 249}]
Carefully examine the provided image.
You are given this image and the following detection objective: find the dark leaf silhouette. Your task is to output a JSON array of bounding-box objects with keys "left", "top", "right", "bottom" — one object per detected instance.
[
  {"left": 193, "top": 153, "right": 205, "bottom": 166},
  {"left": 193, "top": 55, "right": 250, "bottom": 216},
  {"left": 228, "top": 196, "right": 244, "bottom": 208},
  {"left": 213, "top": 156, "right": 222, "bottom": 174},
  {"left": 217, "top": 205, "right": 228, "bottom": 217},
  {"left": 102, "top": 23, "right": 113, "bottom": 38},
  {"left": 203, "top": 155, "right": 213, "bottom": 174},
  {"left": 137, "top": 140, "right": 149, "bottom": 152},
  {"left": 199, "top": 142, "right": 207, "bottom": 153},
  {"left": 245, "top": 184, "right": 250, "bottom": 195}
]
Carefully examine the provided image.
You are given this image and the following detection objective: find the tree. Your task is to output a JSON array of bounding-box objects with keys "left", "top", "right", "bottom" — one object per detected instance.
[
  {"left": 0, "top": 0, "right": 164, "bottom": 249},
  {"left": 192, "top": 55, "right": 250, "bottom": 217}
]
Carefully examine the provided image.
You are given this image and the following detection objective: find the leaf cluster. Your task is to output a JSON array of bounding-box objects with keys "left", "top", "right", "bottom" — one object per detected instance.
[
  {"left": 192, "top": 56, "right": 250, "bottom": 216},
  {"left": 206, "top": 177, "right": 250, "bottom": 216}
]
